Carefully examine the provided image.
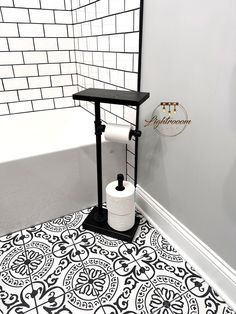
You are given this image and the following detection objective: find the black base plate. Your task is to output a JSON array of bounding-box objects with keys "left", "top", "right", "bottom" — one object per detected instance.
[{"left": 83, "top": 206, "right": 140, "bottom": 243}]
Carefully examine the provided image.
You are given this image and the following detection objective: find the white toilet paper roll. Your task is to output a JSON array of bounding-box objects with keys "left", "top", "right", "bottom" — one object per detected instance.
[
  {"left": 106, "top": 181, "right": 135, "bottom": 216},
  {"left": 108, "top": 211, "right": 135, "bottom": 232},
  {"left": 105, "top": 123, "right": 132, "bottom": 144}
]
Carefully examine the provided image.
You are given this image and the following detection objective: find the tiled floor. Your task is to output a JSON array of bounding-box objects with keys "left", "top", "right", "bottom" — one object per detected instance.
[{"left": 0, "top": 206, "right": 235, "bottom": 314}]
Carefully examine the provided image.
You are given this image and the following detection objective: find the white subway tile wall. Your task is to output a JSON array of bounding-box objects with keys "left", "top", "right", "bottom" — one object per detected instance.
[
  {"left": 72, "top": 0, "right": 141, "bottom": 180},
  {"left": 0, "top": 0, "right": 142, "bottom": 181},
  {"left": 0, "top": 1, "right": 77, "bottom": 115}
]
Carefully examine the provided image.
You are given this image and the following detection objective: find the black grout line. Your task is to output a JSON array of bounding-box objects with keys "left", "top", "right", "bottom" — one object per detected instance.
[
  {"left": 0, "top": 6, "right": 73, "bottom": 12},
  {"left": 0, "top": 8, "right": 3, "bottom": 21},
  {"left": 28, "top": 8, "right": 31, "bottom": 24},
  {"left": 72, "top": 0, "right": 100, "bottom": 12},
  {"left": 52, "top": 9, "right": 56, "bottom": 24},
  {"left": 0, "top": 48, "right": 139, "bottom": 55},
  {"left": 72, "top": 7, "right": 140, "bottom": 25},
  {"left": 76, "top": 59, "right": 138, "bottom": 74},
  {"left": 0, "top": 36, "right": 81, "bottom": 40},
  {"left": 133, "top": 10, "right": 135, "bottom": 32},
  {"left": 69, "top": 29, "right": 139, "bottom": 39},
  {"left": 77, "top": 72, "right": 137, "bottom": 91},
  {"left": 20, "top": 230, "right": 39, "bottom": 311},
  {"left": 52, "top": 97, "right": 56, "bottom": 109},
  {"left": 0, "top": 89, "right": 75, "bottom": 104},
  {"left": 0, "top": 103, "right": 136, "bottom": 124},
  {"left": 71, "top": 3, "right": 80, "bottom": 90},
  {"left": 67, "top": 48, "right": 138, "bottom": 54}
]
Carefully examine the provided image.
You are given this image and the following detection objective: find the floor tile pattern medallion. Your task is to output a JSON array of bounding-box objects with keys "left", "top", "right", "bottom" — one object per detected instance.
[{"left": 0, "top": 206, "right": 234, "bottom": 313}]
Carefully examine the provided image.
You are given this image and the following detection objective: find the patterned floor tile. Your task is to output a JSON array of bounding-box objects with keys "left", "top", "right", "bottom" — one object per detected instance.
[
  {"left": 0, "top": 270, "right": 36, "bottom": 313},
  {"left": 65, "top": 227, "right": 99, "bottom": 257},
  {"left": 0, "top": 207, "right": 235, "bottom": 314},
  {"left": 166, "top": 284, "right": 235, "bottom": 314},
  {"left": 0, "top": 244, "right": 25, "bottom": 274},
  {"left": 183, "top": 280, "right": 235, "bottom": 314},
  {"left": 78, "top": 236, "right": 135, "bottom": 273},
  {"left": 63, "top": 206, "right": 94, "bottom": 233},
  {"left": 0, "top": 230, "right": 25, "bottom": 273},
  {"left": 30, "top": 254, "right": 83, "bottom": 307},
  {"left": 133, "top": 211, "right": 185, "bottom": 263},
  {"left": 30, "top": 280, "right": 70, "bottom": 310},
  {"left": 49, "top": 229, "right": 78, "bottom": 255},
  {"left": 65, "top": 221, "right": 138, "bottom": 275},
  {"left": 133, "top": 248, "right": 205, "bottom": 300},
  {"left": 123, "top": 239, "right": 158, "bottom": 262},
  {"left": 24, "top": 309, "right": 38, "bottom": 314},
  {"left": 21, "top": 217, "right": 69, "bottom": 256},
  {"left": 39, "top": 258, "right": 147, "bottom": 313},
  {"left": 0, "top": 229, "right": 25, "bottom": 248},
  {"left": 36, "top": 288, "right": 102, "bottom": 313},
  {"left": 149, "top": 228, "right": 184, "bottom": 263},
  {"left": 97, "top": 264, "right": 164, "bottom": 314}
]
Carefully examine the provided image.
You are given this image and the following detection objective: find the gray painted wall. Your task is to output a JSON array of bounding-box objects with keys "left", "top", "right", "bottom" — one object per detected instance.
[{"left": 139, "top": 0, "right": 236, "bottom": 269}]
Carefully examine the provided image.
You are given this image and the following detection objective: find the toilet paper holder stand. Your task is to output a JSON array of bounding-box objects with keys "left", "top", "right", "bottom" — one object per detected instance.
[{"left": 73, "top": 88, "right": 150, "bottom": 242}]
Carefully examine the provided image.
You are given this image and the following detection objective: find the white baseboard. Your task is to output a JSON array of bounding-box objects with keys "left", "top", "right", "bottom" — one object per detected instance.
[{"left": 135, "top": 185, "right": 236, "bottom": 311}]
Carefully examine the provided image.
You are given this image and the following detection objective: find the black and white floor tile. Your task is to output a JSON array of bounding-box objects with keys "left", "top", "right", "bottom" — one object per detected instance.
[{"left": 0, "top": 206, "right": 234, "bottom": 314}]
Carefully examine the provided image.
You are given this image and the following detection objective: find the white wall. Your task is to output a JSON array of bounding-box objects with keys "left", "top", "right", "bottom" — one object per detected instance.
[{"left": 139, "top": 0, "right": 236, "bottom": 269}]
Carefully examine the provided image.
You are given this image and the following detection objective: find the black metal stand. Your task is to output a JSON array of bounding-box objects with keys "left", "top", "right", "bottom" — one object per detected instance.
[
  {"left": 72, "top": 89, "right": 150, "bottom": 243},
  {"left": 92, "top": 101, "right": 106, "bottom": 222},
  {"left": 83, "top": 207, "right": 141, "bottom": 242},
  {"left": 82, "top": 100, "right": 140, "bottom": 242}
]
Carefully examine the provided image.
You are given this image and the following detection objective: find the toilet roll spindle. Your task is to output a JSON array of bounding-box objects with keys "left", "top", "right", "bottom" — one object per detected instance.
[
  {"left": 73, "top": 88, "right": 150, "bottom": 242},
  {"left": 116, "top": 174, "right": 125, "bottom": 191}
]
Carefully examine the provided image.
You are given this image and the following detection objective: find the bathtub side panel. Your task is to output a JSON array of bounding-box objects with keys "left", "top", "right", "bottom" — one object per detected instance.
[{"left": 0, "top": 142, "right": 125, "bottom": 235}]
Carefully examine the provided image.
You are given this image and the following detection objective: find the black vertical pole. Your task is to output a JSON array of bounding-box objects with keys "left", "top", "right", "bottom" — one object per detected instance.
[
  {"left": 134, "top": 106, "right": 140, "bottom": 186},
  {"left": 94, "top": 101, "right": 106, "bottom": 222},
  {"left": 134, "top": 0, "right": 144, "bottom": 187}
]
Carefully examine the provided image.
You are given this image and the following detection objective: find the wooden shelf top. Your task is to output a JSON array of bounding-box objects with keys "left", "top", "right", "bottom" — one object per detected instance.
[{"left": 73, "top": 88, "right": 150, "bottom": 106}]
